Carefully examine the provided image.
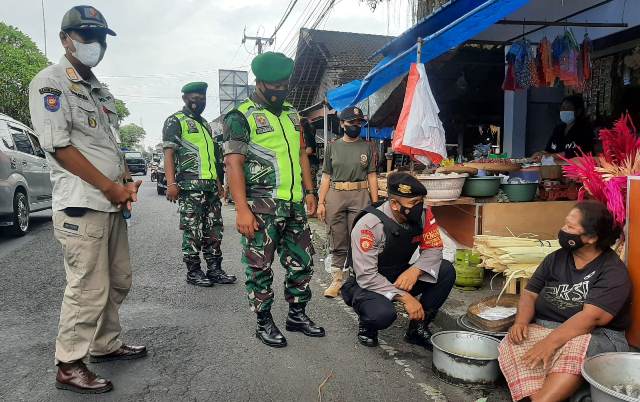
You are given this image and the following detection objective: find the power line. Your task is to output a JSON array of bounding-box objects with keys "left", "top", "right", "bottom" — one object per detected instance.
[
  {"left": 271, "top": 0, "right": 299, "bottom": 40},
  {"left": 279, "top": 0, "right": 329, "bottom": 56},
  {"left": 277, "top": 0, "right": 323, "bottom": 53}
]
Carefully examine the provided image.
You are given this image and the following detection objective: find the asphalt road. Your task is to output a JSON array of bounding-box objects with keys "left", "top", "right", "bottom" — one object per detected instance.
[{"left": 0, "top": 174, "right": 504, "bottom": 402}]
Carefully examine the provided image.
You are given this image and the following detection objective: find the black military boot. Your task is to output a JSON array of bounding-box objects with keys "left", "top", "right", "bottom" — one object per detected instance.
[
  {"left": 186, "top": 261, "right": 214, "bottom": 287},
  {"left": 404, "top": 310, "right": 438, "bottom": 350},
  {"left": 256, "top": 311, "right": 287, "bottom": 348},
  {"left": 205, "top": 256, "right": 237, "bottom": 284},
  {"left": 285, "top": 303, "right": 325, "bottom": 337},
  {"left": 357, "top": 323, "right": 378, "bottom": 347}
]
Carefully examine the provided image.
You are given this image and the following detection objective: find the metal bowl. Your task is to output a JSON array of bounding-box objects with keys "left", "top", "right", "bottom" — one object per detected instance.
[
  {"left": 582, "top": 352, "right": 640, "bottom": 401},
  {"left": 430, "top": 331, "right": 501, "bottom": 387}
]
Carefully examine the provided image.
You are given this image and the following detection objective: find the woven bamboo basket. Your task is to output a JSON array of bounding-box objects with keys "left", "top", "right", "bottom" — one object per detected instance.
[{"left": 466, "top": 294, "right": 520, "bottom": 332}]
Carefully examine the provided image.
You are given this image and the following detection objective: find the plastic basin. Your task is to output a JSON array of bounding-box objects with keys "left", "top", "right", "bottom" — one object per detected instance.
[
  {"left": 462, "top": 177, "right": 501, "bottom": 197},
  {"left": 501, "top": 183, "right": 538, "bottom": 202}
]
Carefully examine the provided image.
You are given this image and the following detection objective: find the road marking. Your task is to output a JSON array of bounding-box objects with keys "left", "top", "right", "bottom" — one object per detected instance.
[{"left": 315, "top": 277, "right": 448, "bottom": 402}]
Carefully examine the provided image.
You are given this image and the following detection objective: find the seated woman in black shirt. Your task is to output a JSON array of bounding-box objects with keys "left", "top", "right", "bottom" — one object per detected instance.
[
  {"left": 544, "top": 94, "right": 595, "bottom": 158},
  {"left": 499, "top": 200, "right": 631, "bottom": 401}
]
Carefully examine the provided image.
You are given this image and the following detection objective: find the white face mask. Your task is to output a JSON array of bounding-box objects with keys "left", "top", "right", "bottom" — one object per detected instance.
[
  {"left": 560, "top": 111, "right": 575, "bottom": 125},
  {"left": 70, "top": 38, "right": 105, "bottom": 68}
]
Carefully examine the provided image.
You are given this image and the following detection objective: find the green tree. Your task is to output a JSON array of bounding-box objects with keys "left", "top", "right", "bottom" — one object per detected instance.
[
  {"left": 0, "top": 22, "right": 49, "bottom": 126},
  {"left": 119, "top": 123, "right": 146, "bottom": 149},
  {"left": 115, "top": 98, "right": 129, "bottom": 123}
]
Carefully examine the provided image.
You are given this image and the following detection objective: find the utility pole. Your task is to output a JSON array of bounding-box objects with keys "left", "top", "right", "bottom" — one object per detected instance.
[
  {"left": 41, "top": 0, "right": 47, "bottom": 58},
  {"left": 242, "top": 28, "right": 274, "bottom": 54}
]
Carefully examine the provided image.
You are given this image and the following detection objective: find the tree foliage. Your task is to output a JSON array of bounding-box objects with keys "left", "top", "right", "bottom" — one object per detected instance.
[
  {"left": 115, "top": 99, "right": 130, "bottom": 123},
  {"left": 0, "top": 22, "right": 50, "bottom": 126},
  {"left": 119, "top": 123, "right": 146, "bottom": 149}
]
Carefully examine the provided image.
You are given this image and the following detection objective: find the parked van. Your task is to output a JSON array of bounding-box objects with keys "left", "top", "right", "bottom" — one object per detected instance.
[{"left": 0, "top": 113, "right": 52, "bottom": 236}]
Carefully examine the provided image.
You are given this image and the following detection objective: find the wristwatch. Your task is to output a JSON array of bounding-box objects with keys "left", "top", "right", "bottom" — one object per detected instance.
[
  {"left": 304, "top": 189, "right": 315, "bottom": 196},
  {"left": 124, "top": 178, "right": 133, "bottom": 184}
]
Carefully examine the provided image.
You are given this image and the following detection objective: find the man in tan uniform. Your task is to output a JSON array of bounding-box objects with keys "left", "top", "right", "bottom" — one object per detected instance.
[{"left": 28, "top": 6, "right": 146, "bottom": 394}]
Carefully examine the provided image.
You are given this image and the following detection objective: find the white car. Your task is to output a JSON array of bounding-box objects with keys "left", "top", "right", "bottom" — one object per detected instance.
[{"left": 0, "top": 113, "right": 52, "bottom": 236}]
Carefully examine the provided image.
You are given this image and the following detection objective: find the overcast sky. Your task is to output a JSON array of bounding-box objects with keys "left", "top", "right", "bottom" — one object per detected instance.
[{"left": 4, "top": 0, "right": 413, "bottom": 148}]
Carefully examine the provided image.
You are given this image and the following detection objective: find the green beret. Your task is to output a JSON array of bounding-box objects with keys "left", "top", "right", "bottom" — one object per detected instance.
[
  {"left": 251, "top": 52, "right": 294, "bottom": 83},
  {"left": 182, "top": 82, "right": 208, "bottom": 94}
]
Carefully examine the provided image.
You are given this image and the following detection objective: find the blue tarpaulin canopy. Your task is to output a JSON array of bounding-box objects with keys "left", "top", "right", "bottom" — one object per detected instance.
[{"left": 327, "top": 0, "right": 530, "bottom": 112}]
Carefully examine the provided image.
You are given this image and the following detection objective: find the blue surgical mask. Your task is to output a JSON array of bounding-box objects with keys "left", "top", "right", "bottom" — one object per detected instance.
[{"left": 560, "top": 111, "right": 575, "bottom": 125}]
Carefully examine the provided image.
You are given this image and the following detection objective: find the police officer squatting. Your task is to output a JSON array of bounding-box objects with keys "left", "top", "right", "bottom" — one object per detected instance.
[{"left": 342, "top": 173, "right": 456, "bottom": 349}]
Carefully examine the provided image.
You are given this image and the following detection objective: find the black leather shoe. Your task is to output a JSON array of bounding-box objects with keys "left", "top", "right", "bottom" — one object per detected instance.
[
  {"left": 285, "top": 303, "right": 325, "bottom": 337},
  {"left": 357, "top": 324, "right": 378, "bottom": 347},
  {"left": 89, "top": 345, "right": 147, "bottom": 363},
  {"left": 55, "top": 361, "right": 112, "bottom": 394},
  {"left": 206, "top": 257, "right": 237, "bottom": 284},
  {"left": 186, "top": 262, "right": 214, "bottom": 287},
  {"left": 404, "top": 320, "right": 434, "bottom": 350},
  {"left": 256, "top": 311, "right": 287, "bottom": 348}
]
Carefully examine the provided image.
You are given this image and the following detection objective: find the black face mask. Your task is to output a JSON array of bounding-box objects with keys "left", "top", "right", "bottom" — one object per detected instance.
[
  {"left": 262, "top": 88, "right": 288, "bottom": 108},
  {"left": 188, "top": 101, "right": 206, "bottom": 116},
  {"left": 402, "top": 203, "right": 423, "bottom": 225},
  {"left": 558, "top": 230, "right": 585, "bottom": 251},
  {"left": 345, "top": 125, "right": 361, "bottom": 138}
]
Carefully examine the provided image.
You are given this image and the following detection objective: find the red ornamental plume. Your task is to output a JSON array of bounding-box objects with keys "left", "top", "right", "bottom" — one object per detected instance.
[
  {"left": 561, "top": 151, "right": 607, "bottom": 201},
  {"left": 599, "top": 113, "right": 640, "bottom": 165},
  {"left": 561, "top": 113, "right": 640, "bottom": 227}
]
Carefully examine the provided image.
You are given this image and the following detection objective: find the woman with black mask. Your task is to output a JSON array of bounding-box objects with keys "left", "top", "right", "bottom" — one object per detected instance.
[
  {"left": 542, "top": 94, "right": 595, "bottom": 159},
  {"left": 317, "top": 107, "right": 378, "bottom": 298},
  {"left": 499, "top": 200, "right": 631, "bottom": 402}
]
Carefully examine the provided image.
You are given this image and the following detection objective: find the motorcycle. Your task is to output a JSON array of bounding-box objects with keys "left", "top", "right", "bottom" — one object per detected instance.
[{"left": 150, "top": 162, "right": 158, "bottom": 182}]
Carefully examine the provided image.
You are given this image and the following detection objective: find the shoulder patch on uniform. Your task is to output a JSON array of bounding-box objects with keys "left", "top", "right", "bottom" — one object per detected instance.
[
  {"left": 360, "top": 153, "right": 368, "bottom": 167},
  {"left": 253, "top": 113, "right": 273, "bottom": 134},
  {"left": 65, "top": 67, "right": 79, "bottom": 81},
  {"left": 44, "top": 94, "right": 61, "bottom": 112},
  {"left": 359, "top": 229, "right": 375, "bottom": 252},
  {"left": 38, "top": 87, "right": 62, "bottom": 96}
]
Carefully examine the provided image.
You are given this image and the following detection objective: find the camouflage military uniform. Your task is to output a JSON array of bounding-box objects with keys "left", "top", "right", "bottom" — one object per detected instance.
[
  {"left": 223, "top": 97, "right": 315, "bottom": 312},
  {"left": 163, "top": 107, "right": 223, "bottom": 264}
]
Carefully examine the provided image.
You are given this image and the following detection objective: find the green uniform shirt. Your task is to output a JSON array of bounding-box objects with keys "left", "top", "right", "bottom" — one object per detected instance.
[
  {"left": 322, "top": 138, "right": 377, "bottom": 182},
  {"left": 223, "top": 95, "right": 305, "bottom": 217},
  {"left": 162, "top": 107, "right": 222, "bottom": 191}
]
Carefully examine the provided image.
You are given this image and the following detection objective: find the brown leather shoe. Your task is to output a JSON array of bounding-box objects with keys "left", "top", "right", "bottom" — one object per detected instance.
[
  {"left": 89, "top": 344, "right": 147, "bottom": 363},
  {"left": 55, "top": 361, "right": 113, "bottom": 394}
]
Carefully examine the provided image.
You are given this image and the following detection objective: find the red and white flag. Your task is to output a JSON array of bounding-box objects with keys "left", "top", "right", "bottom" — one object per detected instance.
[{"left": 392, "top": 63, "right": 446, "bottom": 165}]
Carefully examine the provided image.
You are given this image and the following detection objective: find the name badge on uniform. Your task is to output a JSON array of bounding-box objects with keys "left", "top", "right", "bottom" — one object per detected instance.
[{"left": 254, "top": 113, "right": 273, "bottom": 134}]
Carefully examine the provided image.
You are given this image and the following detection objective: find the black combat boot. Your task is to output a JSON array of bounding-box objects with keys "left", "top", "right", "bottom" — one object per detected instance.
[
  {"left": 357, "top": 323, "right": 378, "bottom": 347},
  {"left": 285, "top": 303, "right": 325, "bottom": 337},
  {"left": 256, "top": 311, "right": 287, "bottom": 348},
  {"left": 404, "top": 310, "right": 438, "bottom": 350},
  {"left": 205, "top": 256, "right": 237, "bottom": 284},
  {"left": 186, "top": 261, "right": 214, "bottom": 287}
]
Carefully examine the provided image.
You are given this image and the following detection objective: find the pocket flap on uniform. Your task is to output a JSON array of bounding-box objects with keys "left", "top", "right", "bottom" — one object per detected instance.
[
  {"left": 76, "top": 103, "right": 97, "bottom": 113},
  {"left": 85, "top": 223, "right": 104, "bottom": 239}
]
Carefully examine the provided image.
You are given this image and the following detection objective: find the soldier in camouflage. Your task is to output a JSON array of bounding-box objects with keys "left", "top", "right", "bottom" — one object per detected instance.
[
  {"left": 163, "top": 82, "right": 236, "bottom": 287},
  {"left": 224, "top": 52, "right": 325, "bottom": 348}
]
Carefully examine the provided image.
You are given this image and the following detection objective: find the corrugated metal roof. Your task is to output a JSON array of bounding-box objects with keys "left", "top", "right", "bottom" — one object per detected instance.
[{"left": 288, "top": 28, "right": 393, "bottom": 110}]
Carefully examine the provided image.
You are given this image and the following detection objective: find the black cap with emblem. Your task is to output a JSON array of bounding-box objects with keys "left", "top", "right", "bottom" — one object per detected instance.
[
  {"left": 387, "top": 172, "right": 428, "bottom": 197},
  {"left": 338, "top": 107, "right": 366, "bottom": 122},
  {"left": 61, "top": 6, "right": 116, "bottom": 36}
]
